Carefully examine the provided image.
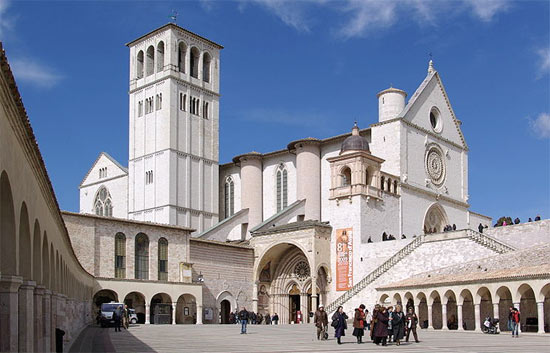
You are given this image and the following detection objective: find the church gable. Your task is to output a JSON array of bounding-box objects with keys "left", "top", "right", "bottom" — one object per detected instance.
[
  {"left": 80, "top": 152, "right": 128, "bottom": 188},
  {"left": 401, "top": 70, "right": 467, "bottom": 150}
]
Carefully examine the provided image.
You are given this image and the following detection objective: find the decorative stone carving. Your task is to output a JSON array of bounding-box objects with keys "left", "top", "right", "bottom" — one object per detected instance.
[
  {"left": 425, "top": 145, "right": 446, "bottom": 186},
  {"left": 294, "top": 261, "right": 310, "bottom": 281}
]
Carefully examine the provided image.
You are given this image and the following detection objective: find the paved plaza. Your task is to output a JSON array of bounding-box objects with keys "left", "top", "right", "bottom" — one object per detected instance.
[{"left": 70, "top": 324, "right": 550, "bottom": 353}]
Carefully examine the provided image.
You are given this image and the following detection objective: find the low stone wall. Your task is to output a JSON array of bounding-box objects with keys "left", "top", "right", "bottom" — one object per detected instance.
[{"left": 485, "top": 220, "right": 549, "bottom": 249}]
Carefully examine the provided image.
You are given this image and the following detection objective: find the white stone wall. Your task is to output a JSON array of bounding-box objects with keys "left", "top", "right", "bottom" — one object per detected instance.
[
  {"left": 485, "top": 220, "right": 550, "bottom": 249},
  {"left": 369, "top": 120, "right": 402, "bottom": 177},
  {"left": 218, "top": 165, "right": 241, "bottom": 220}
]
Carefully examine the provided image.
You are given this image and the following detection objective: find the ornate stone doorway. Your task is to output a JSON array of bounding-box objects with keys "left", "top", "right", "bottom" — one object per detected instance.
[{"left": 423, "top": 203, "right": 449, "bottom": 234}]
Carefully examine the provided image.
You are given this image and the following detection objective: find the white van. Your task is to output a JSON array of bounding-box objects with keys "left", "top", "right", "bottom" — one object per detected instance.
[{"left": 100, "top": 302, "right": 124, "bottom": 327}]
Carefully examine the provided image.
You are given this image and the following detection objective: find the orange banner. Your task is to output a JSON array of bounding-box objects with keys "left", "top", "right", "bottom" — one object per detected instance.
[{"left": 336, "top": 228, "right": 353, "bottom": 291}]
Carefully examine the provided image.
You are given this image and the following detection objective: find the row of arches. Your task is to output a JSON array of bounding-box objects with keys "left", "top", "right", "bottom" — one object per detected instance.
[
  {"left": 1, "top": 169, "right": 94, "bottom": 352},
  {"left": 136, "top": 41, "right": 212, "bottom": 82},
  {"left": 378, "top": 281, "right": 550, "bottom": 333},
  {"left": 93, "top": 289, "right": 199, "bottom": 325},
  {"left": 338, "top": 166, "right": 399, "bottom": 194}
]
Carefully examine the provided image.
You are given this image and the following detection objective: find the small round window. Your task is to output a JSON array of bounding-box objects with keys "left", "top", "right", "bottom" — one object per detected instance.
[{"left": 429, "top": 107, "right": 443, "bottom": 133}]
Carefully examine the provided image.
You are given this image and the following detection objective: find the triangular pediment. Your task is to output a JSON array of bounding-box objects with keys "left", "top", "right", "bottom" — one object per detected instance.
[
  {"left": 399, "top": 70, "right": 468, "bottom": 150},
  {"left": 79, "top": 152, "right": 128, "bottom": 188}
]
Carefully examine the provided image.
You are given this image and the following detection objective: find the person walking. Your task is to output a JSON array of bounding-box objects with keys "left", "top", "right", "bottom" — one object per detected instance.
[
  {"left": 370, "top": 304, "right": 381, "bottom": 341},
  {"left": 238, "top": 307, "right": 249, "bottom": 334},
  {"left": 272, "top": 313, "right": 279, "bottom": 325},
  {"left": 511, "top": 307, "right": 521, "bottom": 337},
  {"left": 405, "top": 307, "right": 419, "bottom": 343},
  {"left": 331, "top": 306, "right": 348, "bottom": 345},
  {"left": 314, "top": 305, "right": 328, "bottom": 340},
  {"left": 352, "top": 304, "right": 366, "bottom": 343},
  {"left": 386, "top": 306, "right": 394, "bottom": 343},
  {"left": 392, "top": 305, "right": 405, "bottom": 345},
  {"left": 114, "top": 305, "right": 123, "bottom": 332},
  {"left": 373, "top": 307, "right": 389, "bottom": 346},
  {"left": 265, "top": 312, "right": 271, "bottom": 325},
  {"left": 365, "top": 309, "right": 372, "bottom": 332},
  {"left": 123, "top": 305, "right": 129, "bottom": 329}
]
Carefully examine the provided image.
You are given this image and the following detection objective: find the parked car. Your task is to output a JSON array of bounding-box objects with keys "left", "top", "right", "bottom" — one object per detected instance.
[
  {"left": 129, "top": 308, "right": 138, "bottom": 324},
  {"left": 100, "top": 302, "right": 124, "bottom": 328}
]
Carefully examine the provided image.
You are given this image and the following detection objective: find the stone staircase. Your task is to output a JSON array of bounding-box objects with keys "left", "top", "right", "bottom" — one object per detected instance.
[
  {"left": 325, "top": 235, "right": 425, "bottom": 313},
  {"left": 324, "top": 229, "right": 516, "bottom": 313},
  {"left": 465, "top": 229, "right": 516, "bottom": 253}
]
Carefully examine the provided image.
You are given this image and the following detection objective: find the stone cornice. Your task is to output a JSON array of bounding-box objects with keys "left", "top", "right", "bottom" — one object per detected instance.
[
  {"left": 326, "top": 150, "right": 385, "bottom": 164},
  {"left": 400, "top": 182, "right": 469, "bottom": 208},
  {"left": 127, "top": 204, "right": 218, "bottom": 218},
  {"left": 190, "top": 237, "right": 254, "bottom": 250},
  {"left": 130, "top": 73, "right": 220, "bottom": 97},
  {"left": 125, "top": 23, "right": 224, "bottom": 49},
  {"left": 130, "top": 148, "right": 219, "bottom": 165},
  {"left": 232, "top": 151, "right": 263, "bottom": 165}
]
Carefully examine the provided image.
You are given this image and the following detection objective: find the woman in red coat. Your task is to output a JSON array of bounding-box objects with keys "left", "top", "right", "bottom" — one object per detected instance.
[{"left": 352, "top": 304, "right": 366, "bottom": 343}]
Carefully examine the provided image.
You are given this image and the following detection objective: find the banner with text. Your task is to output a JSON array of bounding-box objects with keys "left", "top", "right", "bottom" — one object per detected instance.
[{"left": 336, "top": 228, "right": 353, "bottom": 291}]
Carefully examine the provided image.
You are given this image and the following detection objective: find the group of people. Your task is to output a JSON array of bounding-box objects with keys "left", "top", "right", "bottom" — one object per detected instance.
[
  {"left": 235, "top": 307, "right": 279, "bottom": 334},
  {"left": 315, "top": 304, "right": 420, "bottom": 346},
  {"left": 96, "top": 304, "right": 130, "bottom": 332},
  {"left": 508, "top": 306, "right": 521, "bottom": 337},
  {"left": 495, "top": 215, "right": 541, "bottom": 227}
]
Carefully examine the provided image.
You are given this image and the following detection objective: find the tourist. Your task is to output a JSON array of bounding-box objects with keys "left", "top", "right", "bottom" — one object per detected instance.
[
  {"left": 314, "top": 305, "right": 328, "bottom": 340},
  {"left": 535, "top": 215, "right": 541, "bottom": 221},
  {"left": 331, "top": 306, "right": 348, "bottom": 345},
  {"left": 405, "top": 307, "right": 419, "bottom": 343},
  {"left": 511, "top": 307, "right": 521, "bottom": 337},
  {"left": 257, "top": 313, "right": 263, "bottom": 324},
  {"left": 265, "top": 312, "right": 271, "bottom": 325},
  {"left": 401, "top": 234, "right": 406, "bottom": 239},
  {"left": 370, "top": 304, "right": 381, "bottom": 341},
  {"left": 452, "top": 224, "right": 456, "bottom": 230},
  {"left": 386, "top": 306, "right": 393, "bottom": 342},
  {"left": 392, "top": 304, "right": 405, "bottom": 346},
  {"left": 478, "top": 223, "right": 484, "bottom": 233},
  {"left": 365, "top": 309, "right": 372, "bottom": 331},
  {"left": 528, "top": 217, "right": 533, "bottom": 222},
  {"left": 514, "top": 217, "right": 520, "bottom": 224},
  {"left": 382, "top": 232, "right": 388, "bottom": 241},
  {"left": 367, "top": 236, "right": 373, "bottom": 243},
  {"left": 123, "top": 304, "right": 129, "bottom": 329},
  {"left": 272, "top": 313, "right": 279, "bottom": 325},
  {"left": 352, "top": 304, "right": 366, "bottom": 343},
  {"left": 114, "top": 305, "right": 123, "bottom": 332},
  {"left": 373, "top": 306, "right": 389, "bottom": 346},
  {"left": 238, "top": 307, "right": 249, "bottom": 334}
]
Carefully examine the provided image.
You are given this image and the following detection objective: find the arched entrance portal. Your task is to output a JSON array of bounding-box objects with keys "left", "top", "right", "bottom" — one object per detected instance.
[
  {"left": 124, "top": 292, "right": 146, "bottom": 324},
  {"left": 255, "top": 243, "right": 328, "bottom": 324},
  {"left": 423, "top": 203, "right": 449, "bottom": 234},
  {"left": 220, "top": 300, "right": 231, "bottom": 324},
  {"left": 176, "top": 294, "right": 197, "bottom": 324},
  {"left": 93, "top": 289, "right": 118, "bottom": 318},
  {"left": 150, "top": 293, "right": 172, "bottom": 324}
]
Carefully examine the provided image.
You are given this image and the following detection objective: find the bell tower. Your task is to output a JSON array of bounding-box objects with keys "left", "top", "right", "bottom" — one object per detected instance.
[{"left": 126, "top": 23, "right": 223, "bottom": 232}]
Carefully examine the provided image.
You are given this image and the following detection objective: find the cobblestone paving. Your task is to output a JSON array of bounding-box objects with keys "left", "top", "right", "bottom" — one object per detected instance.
[{"left": 73, "top": 324, "right": 550, "bottom": 353}]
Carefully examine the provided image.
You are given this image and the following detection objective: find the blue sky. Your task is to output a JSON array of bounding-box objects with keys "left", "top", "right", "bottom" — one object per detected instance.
[{"left": 1, "top": 0, "right": 549, "bottom": 223}]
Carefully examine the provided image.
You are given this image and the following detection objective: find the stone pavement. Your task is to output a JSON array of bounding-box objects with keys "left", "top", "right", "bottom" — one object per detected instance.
[{"left": 71, "top": 324, "right": 550, "bottom": 353}]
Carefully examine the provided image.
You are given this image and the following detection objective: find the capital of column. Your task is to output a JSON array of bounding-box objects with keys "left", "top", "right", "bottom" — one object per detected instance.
[
  {"left": 0, "top": 274, "right": 23, "bottom": 293},
  {"left": 34, "top": 285, "right": 46, "bottom": 296},
  {"left": 43, "top": 289, "right": 52, "bottom": 297},
  {"left": 20, "top": 280, "right": 37, "bottom": 290}
]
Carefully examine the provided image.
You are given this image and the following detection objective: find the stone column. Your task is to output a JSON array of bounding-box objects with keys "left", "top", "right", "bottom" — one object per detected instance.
[
  {"left": 171, "top": 303, "right": 177, "bottom": 325},
  {"left": 474, "top": 303, "right": 481, "bottom": 331},
  {"left": 238, "top": 153, "right": 263, "bottom": 235},
  {"left": 492, "top": 303, "right": 499, "bottom": 320},
  {"left": 294, "top": 139, "right": 321, "bottom": 221},
  {"left": 513, "top": 302, "right": 521, "bottom": 333},
  {"left": 34, "top": 286, "right": 44, "bottom": 353},
  {"left": 196, "top": 305, "right": 203, "bottom": 325},
  {"left": 145, "top": 303, "right": 150, "bottom": 324},
  {"left": 300, "top": 293, "right": 308, "bottom": 324},
  {"left": 252, "top": 282, "right": 258, "bottom": 313},
  {"left": 457, "top": 304, "right": 464, "bottom": 331},
  {"left": 311, "top": 276, "right": 318, "bottom": 310},
  {"left": 42, "top": 290, "right": 52, "bottom": 353},
  {"left": 427, "top": 304, "right": 433, "bottom": 329},
  {"left": 414, "top": 304, "right": 420, "bottom": 320},
  {"left": 537, "top": 302, "right": 545, "bottom": 334},
  {"left": 0, "top": 275, "right": 23, "bottom": 352},
  {"left": 18, "top": 280, "right": 36, "bottom": 352},
  {"left": 441, "top": 302, "right": 448, "bottom": 330}
]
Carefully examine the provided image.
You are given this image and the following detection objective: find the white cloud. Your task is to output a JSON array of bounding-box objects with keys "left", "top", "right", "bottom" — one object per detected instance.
[
  {"left": 10, "top": 58, "right": 63, "bottom": 88},
  {"left": 246, "top": 0, "right": 511, "bottom": 38},
  {"left": 536, "top": 47, "right": 550, "bottom": 78},
  {"left": 528, "top": 113, "right": 550, "bottom": 139},
  {"left": 0, "top": 0, "right": 16, "bottom": 38}
]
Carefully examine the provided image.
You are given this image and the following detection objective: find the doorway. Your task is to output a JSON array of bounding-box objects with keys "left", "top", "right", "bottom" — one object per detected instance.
[
  {"left": 220, "top": 300, "right": 231, "bottom": 324},
  {"left": 290, "top": 295, "right": 300, "bottom": 324}
]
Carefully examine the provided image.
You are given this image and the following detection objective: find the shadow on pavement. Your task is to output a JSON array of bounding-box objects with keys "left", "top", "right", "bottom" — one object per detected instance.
[{"left": 69, "top": 325, "right": 156, "bottom": 353}]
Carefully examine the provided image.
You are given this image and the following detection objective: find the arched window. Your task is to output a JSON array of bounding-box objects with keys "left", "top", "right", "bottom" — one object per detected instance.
[
  {"left": 381, "top": 176, "right": 385, "bottom": 191},
  {"left": 387, "top": 178, "right": 392, "bottom": 192},
  {"left": 341, "top": 167, "right": 351, "bottom": 186},
  {"left": 136, "top": 50, "right": 144, "bottom": 79},
  {"left": 202, "top": 52, "right": 211, "bottom": 82},
  {"left": 156, "top": 41, "right": 164, "bottom": 72},
  {"left": 178, "top": 42, "right": 186, "bottom": 73},
  {"left": 224, "top": 177, "right": 234, "bottom": 219},
  {"left": 146, "top": 46, "right": 155, "bottom": 76},
  {"left": 94, "top": 186, "right": 113, "bottom": 217},
  {"left": 114, "top": 233, "right": 126, "bottom": 279},
  {"left": 365, "top": 169, "right": 369, "bottom": 186},
  {"left": 276, "top": 165, "right": 288, "bottom": 212},
  {"left": 135, "top": 233, "right": 149, "bottom": 280},
  {"left": 190, "top": 47, "right": 200, "bottom": 78},
  {"left": 394, "top": 180, "right": 398, "bottom": 194},
  {"left": 158, "top": 237, "right": 168, "bottom": 281}
]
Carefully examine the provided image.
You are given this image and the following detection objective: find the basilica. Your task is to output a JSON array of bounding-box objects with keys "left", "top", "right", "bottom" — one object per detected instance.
[{"left": 0, "top": 23, "right": 548, "bottom": 352}]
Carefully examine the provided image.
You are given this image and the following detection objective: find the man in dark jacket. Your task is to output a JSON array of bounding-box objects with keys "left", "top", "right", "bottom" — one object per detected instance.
[
  {"left": 314, "top": 306, "right": 328, "bottom": 340},
  {"left": 238, "top": 307, "right": 249, "bottom": 334},
  {"left": 405, "top": 307, "right": 419, "bottom": 343},
  {"left": 114, "top": 305, "right": 123, "bottom": 332}
]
